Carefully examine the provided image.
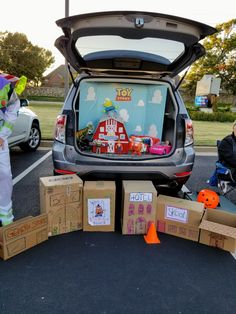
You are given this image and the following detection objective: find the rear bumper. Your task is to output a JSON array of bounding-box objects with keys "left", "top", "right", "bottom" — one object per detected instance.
[{"left": 52, "top": 141, "right": 195, "bottom": 183}]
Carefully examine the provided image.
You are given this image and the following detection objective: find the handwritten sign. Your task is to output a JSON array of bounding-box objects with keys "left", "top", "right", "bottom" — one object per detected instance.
[
  {"left": 165, "top": 205, "right": 188, "bottom": 223},
  {"left": 129, "top": 193, "right": 152, "bottom": 202}
]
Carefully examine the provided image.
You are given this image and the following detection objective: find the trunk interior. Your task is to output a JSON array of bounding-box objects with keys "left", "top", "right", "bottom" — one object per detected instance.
[{"left": 74, "top": 77, "right": 177, "bottom": 160}]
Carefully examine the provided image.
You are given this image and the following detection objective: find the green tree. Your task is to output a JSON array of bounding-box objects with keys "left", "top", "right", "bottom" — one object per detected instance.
[
  {"left": 183, "top": 19, "right": 236, "bottom": 97},
  {"left": 0, "top": 32, "right": 55, "bottom": 86}
]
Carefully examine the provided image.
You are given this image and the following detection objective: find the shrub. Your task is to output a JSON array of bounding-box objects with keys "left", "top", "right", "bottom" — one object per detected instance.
[
  {"left": 27, "top": 95, "right": 64, "bottom": 102},
  {"left": 189, "top": 111, "right": 236, "bottom": 122},
  {"left": 215, "top": 103, "right": 231, "bottom": 112}
]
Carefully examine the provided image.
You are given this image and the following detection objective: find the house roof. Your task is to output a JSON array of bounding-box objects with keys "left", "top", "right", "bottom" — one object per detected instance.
[
  {"left": 44, "top": 64, "right": 76, "bottom": 80},
  {"left": 98, "top": 115, "right": 125, "bottom": 125}
]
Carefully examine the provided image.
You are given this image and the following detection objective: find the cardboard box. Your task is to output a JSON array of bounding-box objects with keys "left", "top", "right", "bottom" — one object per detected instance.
[
  {"left": 156, "top": 195, "right": 204, "bottom": 242},
  {"left": 40, "top": 174, "right": 83, "bottom": 236},
  {"left": 83, "top": 181, "right": 116, "bottom": 232},
  {"left": 0, "top": 214, "right": 48, "bottom": 260},
  {"left": 199, "top": 209, "right": 236, "bottom": 253},
  {"left": 121, "top": 180, "right": 158, "bottom": 235}
]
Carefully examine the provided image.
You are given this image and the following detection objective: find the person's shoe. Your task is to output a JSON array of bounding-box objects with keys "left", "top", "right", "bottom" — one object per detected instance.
[
  {"left": 1, "top": 219, "right": 13, "bottom": 226},
  {"left": 0, "top": 211, "right": 14, "bottom": 226},
  {"left": 0, "top": 216, "right": 14, "bottom": 226}
]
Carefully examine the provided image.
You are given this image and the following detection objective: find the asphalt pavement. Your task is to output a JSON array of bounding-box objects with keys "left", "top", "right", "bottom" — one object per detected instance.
[
  {"left": 1, "top": 145, "right": 236, "bottom": 314},
  {"left": 1, "top": 230, "right": 236, "bottom": 314}
]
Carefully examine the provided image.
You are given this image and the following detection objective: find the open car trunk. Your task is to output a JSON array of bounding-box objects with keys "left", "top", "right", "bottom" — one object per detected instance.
[
  {"left": 55, "top": 11, "right": 216, "bottom": 77},
  {"left": 74, "top": 77, "right": 177, "bottom": 160}
]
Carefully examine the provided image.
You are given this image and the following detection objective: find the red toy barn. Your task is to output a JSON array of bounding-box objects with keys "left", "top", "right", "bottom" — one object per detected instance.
[{"left": 92, "top": 116, "right": 129, "bottom": 154}]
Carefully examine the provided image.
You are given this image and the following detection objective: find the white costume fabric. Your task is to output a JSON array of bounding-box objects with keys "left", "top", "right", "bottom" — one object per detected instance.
[{"left": 0, "top": 90, "right": 20, "bottom": 225}]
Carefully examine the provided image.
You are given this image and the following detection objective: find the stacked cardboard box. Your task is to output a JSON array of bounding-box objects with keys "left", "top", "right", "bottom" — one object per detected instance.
[
  {"left": 40, "top": 174, "right": 83, "bottom": 236},
  {"left": 83, "top": 181, "right": 116, "bottom": 231},
  {"left": 156, "top": 194, "right": 205, "bottom": 242},
  {"left": 3, "top": 172, "right": 236, "bottom": 261},
  {"left": 0, "top": 214, "right": 48, "bottom": 260},
  {"left": 121, "top": 180, "right": 158, "bottom": 235}
]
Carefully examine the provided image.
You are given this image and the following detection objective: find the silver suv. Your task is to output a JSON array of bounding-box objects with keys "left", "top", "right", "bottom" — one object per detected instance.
[{"left": 52, "top": 11, "right": 215, "bottom": 192}]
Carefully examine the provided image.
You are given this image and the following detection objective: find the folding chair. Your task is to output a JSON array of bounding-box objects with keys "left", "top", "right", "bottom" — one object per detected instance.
[
  {"left": 208, "top": 140, "right": 236, "bottom": 195},
  {"left": 216, "top": 161, "right": 236, "bottom": 195}
]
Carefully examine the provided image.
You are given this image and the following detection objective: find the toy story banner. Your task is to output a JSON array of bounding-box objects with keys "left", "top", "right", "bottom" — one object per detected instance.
[{"left": 79, "top": 81, "right": 168, "bottom": 139}]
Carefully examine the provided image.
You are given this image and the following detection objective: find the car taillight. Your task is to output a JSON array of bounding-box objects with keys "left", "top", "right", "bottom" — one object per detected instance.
[
  {"left": 184, "top": 119, "right": 194, "bottom": 146},
  {"left": 54, "top": 114, "right": 67, "bottom": 143},
  {"left": 54, "top": 169, "right": 77, "bottom": 175},
  {"left": 175, "top": 171, "right": 192, "bottom": 177}
]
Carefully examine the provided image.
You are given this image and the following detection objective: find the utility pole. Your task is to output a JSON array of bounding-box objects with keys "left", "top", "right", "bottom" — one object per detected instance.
[{"left": 64, "top": 0, "right": 70, "bottom": 99}]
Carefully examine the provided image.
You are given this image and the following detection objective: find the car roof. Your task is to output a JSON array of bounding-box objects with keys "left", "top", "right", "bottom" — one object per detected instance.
[{"left": 55, "top": 11, "right": 216, "bottom": 77}]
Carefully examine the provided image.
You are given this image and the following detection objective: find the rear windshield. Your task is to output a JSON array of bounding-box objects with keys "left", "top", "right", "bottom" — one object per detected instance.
[{"left": 75, "top": 36, "right": 185, "bottom": 63}]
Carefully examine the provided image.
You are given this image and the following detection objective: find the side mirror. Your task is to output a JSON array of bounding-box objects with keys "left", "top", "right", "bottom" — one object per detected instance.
[{"left": 20, "top": 99, "right": 29, "bottom": 107}]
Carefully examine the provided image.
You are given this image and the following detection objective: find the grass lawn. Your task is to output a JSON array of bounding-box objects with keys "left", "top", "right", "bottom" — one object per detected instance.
[
  {"left": 193, "top": 121, "right": 233, "bottom": 146},
  {"left": 29, "top": 102, "right": 234, "bottom": 145},
  {"left": 29, "top": 103, "right": 62, "bottom": 140}
]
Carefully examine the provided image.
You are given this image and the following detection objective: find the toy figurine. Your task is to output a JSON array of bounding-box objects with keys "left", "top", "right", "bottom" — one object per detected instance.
[
  {"left": 116, "top": 139, "right": 123, "bottom": 154},
  {"left": 131, "top": 138, "right": 143, "bottom": 156},
  {"left": 95, "top": 139, "right": 102, "bottom": 154},
  {"left": 76, "top": 125, "right": 93, "bottom": 141},
  {"left": 76, "top": 124, "right": 94, "bottom": 151},
  {"left": 102, "top": 98, "right": 119, "bottom": 115}
]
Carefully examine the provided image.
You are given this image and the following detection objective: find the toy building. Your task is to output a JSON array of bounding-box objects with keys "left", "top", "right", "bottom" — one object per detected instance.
[{"left": 91, "top": 116, "right": 129, "bottom": 154}]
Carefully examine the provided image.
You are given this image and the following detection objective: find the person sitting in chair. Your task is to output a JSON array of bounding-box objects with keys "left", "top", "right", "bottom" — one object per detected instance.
[{"left": 218, "top": 121, "right": 236, "bottom": 180}]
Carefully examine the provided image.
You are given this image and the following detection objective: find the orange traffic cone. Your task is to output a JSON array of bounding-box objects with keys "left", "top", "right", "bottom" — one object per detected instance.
[{"left": 144, "top": 222, "right": 161, "bottom": 244}]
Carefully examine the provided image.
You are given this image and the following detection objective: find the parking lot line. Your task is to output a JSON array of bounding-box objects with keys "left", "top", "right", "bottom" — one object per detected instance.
[{"left": 13, "top": 150, "right": 52, "bottom": 186}]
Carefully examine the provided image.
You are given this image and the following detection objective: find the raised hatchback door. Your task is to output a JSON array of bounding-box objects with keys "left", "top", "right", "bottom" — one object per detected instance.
[{"left": 55, "top": 11, "right": 216, "bottom": 76}]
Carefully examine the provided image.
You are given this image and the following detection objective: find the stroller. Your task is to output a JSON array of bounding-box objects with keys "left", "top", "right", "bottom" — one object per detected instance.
[{"left": 208, "top": 141, "right": 236, "bottom": 196}]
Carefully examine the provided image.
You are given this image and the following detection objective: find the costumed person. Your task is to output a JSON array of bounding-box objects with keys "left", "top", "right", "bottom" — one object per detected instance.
[
  {"left": 218, "top": 121, "right": 236, "bottom": 180},
  {"left": 0, "top": 74, "right": 26, "bottom": 226}
]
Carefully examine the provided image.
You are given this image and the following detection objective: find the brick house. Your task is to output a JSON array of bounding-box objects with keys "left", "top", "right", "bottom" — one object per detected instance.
[{"left": 43, "top": 64, "right": 76, "bottom": 87}]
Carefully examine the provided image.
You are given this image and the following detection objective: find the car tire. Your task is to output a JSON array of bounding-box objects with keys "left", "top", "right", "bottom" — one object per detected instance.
[
  {"left": 169, "top": 184, "right": 183, "bottom": 195},
  {"left": 19, "top": 122, "right": 41, "bottom": 152},
  {"left": 156, "top": 183, "right": 183, "bottom": 196}
]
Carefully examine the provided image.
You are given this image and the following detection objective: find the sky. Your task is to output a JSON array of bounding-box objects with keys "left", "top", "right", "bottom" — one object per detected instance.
[{"left": 0, "top": 0, "right": 235, "bottom": 74}]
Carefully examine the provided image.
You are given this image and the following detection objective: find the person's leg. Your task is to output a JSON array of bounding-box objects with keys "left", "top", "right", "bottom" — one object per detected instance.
[{"left": 0, "top": 147, "right": 14, "bottom": 226}]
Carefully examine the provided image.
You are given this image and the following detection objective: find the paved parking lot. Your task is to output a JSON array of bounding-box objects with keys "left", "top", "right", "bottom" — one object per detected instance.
[{"left": 0, "top": 149, "right": 236, "bottom": 314}]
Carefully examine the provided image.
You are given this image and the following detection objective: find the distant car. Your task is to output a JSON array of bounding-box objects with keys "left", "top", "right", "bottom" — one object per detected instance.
[
  {"left": 52, "top": 10, "right": 216, "bottom": 192},
  {"left": 8, "top": 99, "right": 41, "bottom": 151}
]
